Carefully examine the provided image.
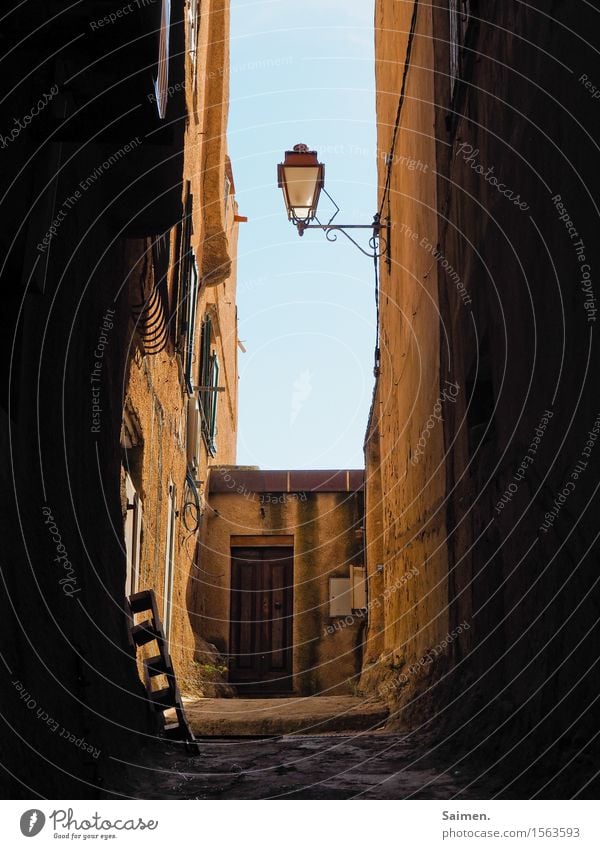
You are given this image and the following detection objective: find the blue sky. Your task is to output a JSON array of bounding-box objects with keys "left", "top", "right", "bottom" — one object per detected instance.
[{"left": 228, "top": 0, "right": 376, "bottom": 470}]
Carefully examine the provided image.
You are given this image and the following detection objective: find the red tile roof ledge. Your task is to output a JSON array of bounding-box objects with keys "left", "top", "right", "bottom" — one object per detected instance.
[{"left": 209, "top": 467, "right": 364, "bottom": 493}]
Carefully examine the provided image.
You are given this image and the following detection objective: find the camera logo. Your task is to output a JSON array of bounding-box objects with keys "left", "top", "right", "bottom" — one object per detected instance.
[{"left": 20, "top": 810, "right": 46, "bottom": 837}]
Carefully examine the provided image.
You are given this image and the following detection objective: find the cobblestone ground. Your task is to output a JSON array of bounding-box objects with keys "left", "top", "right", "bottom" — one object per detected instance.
[{"left": 120, "top": 734, "right": 500, "bottom": 800}]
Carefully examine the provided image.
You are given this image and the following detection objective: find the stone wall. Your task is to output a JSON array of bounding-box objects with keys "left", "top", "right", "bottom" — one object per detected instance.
[
  {"left": 121, "top": 0, "right": 240, "bottom": 694},
  {"left": 361, "top": 0, "right": 453, "bottom": 706},
  {"left": 363, "top": 0, "right": 600, "bottom": 794},
  {"left": 0, "top": 0, "right": 240, "bottom": 797}
]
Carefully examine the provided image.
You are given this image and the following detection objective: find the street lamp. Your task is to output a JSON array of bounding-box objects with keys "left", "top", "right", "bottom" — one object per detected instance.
[
  {"left": 277, "top": 143, "right": 389, "bottom": 262},
  {"left": 277, "top": 144, "right": 325, "bottom": 227}
]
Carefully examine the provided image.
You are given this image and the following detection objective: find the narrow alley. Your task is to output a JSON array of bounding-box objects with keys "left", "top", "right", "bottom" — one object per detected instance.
[{"left": 0, "top": 0, "right": 599, "bottom": 819}]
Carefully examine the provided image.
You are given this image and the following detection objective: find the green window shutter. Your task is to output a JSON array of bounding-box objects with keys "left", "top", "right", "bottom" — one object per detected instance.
[
  {"left": 209, "top": 354, "right": 220, "bottom": 452},
  {"left": 201, "top": 316, "right": 212, "bottom": 388},
  {"left": 198, "top": 315, "right": 217, "bottom": 452}
]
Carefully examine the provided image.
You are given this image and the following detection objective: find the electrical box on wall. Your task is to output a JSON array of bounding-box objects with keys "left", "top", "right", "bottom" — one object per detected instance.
[
  {"left": 351, "top": 566, "right": 367, "bottom": 611},
  {"left": 329, "top": 577, "right": 352, "bottom": 617},
  {"left": 328, "top": 567, "right": 367, "bottom": 617}
]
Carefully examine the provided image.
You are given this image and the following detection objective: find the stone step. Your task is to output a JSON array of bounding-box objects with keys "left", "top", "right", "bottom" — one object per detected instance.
[{"left": 169, "top": 696, "right": 389, "bottom": 737}]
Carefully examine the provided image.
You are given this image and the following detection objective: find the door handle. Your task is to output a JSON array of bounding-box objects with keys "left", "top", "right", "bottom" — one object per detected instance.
[{"left": 274, "top": 601, "right": 282, "bottom": 610}]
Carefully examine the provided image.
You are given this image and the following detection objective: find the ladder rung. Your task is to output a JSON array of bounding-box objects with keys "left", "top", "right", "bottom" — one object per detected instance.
[
  {"left": 129, "top": 590, "right": 162, "bottom": 626},
  {"left": 128, "top": 590, "right": 155, "bottom": 614},
  {"left": 131, "top": 620, "right": 160, "bottom": 645},
  {"left": 145, "top": 654, "right": 174, "bottom": 677},
  {"left": 150, "top": 687, "right": 177, "bottom": 709}
]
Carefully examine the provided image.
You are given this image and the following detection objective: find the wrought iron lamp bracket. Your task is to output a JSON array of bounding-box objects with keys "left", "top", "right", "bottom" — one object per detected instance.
[{"left": 293, "top": 190, "right": 390, "bottom": 262}]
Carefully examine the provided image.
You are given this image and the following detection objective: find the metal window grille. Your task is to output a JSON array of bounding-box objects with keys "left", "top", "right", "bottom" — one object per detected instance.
[{"left": 198, "top": 316, "right": 219, "bottom": 455}]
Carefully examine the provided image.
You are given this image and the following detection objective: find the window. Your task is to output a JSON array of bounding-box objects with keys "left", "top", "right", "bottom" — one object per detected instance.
[
  {"left": 449, "top": 0, "right": 472, "bottom": 98},
  {"left": 187, "top": 0, "right": 200, "bottom": 78},
  {"left": 155, "top": 0, "right": 171, "bottom": 118},
  {"left": 459, "top": 0, "right": 471, "bottom": 41},
  {"left": 177, "top": 183, "right": 199, "bottom": 393},
  {"left": 224, "top": 172, "right": 231, "bottom": 213},
  {"left": 163, "top": 482, "right": 177, "bottom": 648},
  {"left": 449, "top": 0, "right": 460, "bottom": 95},
  {"left": 183, "top": 252, "right": 199, "bottom": 392},
  {"left": 198, "top": 316, "right": 220, "bottom": 456}
]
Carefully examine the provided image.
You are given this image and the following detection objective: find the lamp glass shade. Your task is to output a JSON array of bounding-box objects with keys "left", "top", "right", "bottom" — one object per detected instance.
[
  {"left": 278, "top": 146, "right": 325, "bottom": 224},
  {"left": 282, "top": 166, "right": 321, "bottom": 220}
]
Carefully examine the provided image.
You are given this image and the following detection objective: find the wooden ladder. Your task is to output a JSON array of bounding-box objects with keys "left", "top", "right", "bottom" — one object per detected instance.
[{"left": 128, "top": 589, "right": 200, "bottom": 754}]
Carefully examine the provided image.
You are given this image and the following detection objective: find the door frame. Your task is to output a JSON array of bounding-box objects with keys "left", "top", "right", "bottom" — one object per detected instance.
[{"left": 124, "top": 472, "right": 142, "bottom": 597}]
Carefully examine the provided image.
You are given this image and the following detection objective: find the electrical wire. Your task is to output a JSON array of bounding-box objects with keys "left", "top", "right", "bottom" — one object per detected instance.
[
  {"left": 378, "top": 0, "right": 421, "bottom": 220},
  {"left": 374, "top": 245, "right": 380, "bottom": 371}
]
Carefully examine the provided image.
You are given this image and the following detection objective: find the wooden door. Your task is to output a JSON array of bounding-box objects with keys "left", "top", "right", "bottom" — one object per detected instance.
[{"left": 229, "top": 547, "right": 293, "bottom": 693}]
